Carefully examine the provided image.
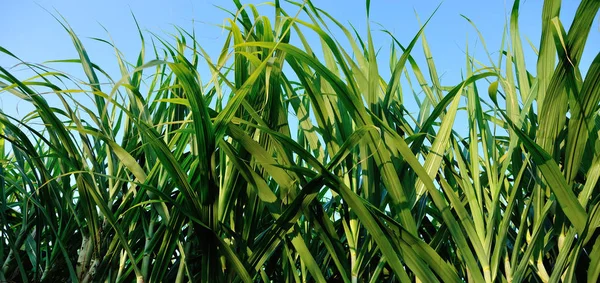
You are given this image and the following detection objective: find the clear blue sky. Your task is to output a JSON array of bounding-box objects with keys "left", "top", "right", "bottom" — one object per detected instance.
[{"left": 1, "top": 0, "right": 597, "bottom": 122}]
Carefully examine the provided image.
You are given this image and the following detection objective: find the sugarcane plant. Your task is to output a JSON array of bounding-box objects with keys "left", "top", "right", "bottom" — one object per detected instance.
[{"left": 1, "top": 0, "right": 599, "bottom": 282}]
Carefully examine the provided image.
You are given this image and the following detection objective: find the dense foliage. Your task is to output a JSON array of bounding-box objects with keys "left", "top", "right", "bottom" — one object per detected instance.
[{"left": 1, "top": 0, "right": 599, "bottom": 282}]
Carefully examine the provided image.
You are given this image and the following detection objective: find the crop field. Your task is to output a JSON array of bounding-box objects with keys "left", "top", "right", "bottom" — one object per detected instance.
[{"left": 1, "top": 0, "right": 599, "bottom": 282}]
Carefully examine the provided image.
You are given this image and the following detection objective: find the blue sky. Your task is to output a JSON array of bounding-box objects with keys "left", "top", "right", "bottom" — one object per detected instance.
[{"left": 0, "top": 0, "right": 597, "bottom": 124}]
